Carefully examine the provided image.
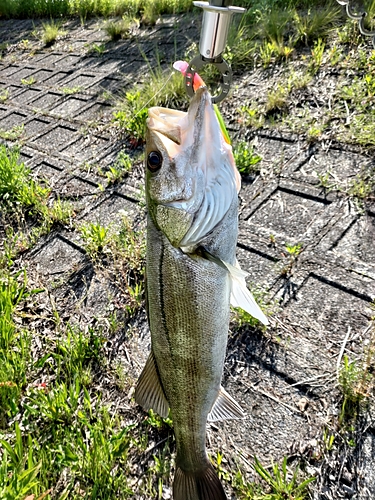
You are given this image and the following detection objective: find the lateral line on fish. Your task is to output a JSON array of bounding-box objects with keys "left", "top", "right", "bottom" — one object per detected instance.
[{"left": 158, "top": 238, "right": 174, "bottom": 356}]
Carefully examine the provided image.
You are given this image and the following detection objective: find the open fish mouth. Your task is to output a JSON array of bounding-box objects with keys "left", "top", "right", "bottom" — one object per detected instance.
[{"left": 146, "top": 87, "right": 240, "bottom": 247}]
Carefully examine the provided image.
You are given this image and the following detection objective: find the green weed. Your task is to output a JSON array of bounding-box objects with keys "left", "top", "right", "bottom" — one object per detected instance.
[
  {"left": 100, "top": 151, "right": 133, "bottom": 184},
  {"left": 0, "top": 423, "right": 42, "bottom": 499},
  {"left": 114, "top": 67, "right": 187, "bottom": 141},
  {"left": 294, "top": 3, "right": 341, "bottom": 45},
  {"left": 238, "top": 104, "right": 265, "bottom": 128},
  {"left": 253, "top": 456, "right": 315, "bottom": 499},
  {"left": 280, "top": 242, "right": 303, "bottom": 277},
  {"left": 62, "top": 85, "right": 83, "bottom": 94},
  {"left": 105, "top": 17, "right": 132, "bottom": 40},
  {"left": 41, "top": 20, "right": 66, "bottom": 46},
  {"left": 87, "top": 42, "right": 106, "bottom": 56},
  {"left": 0, "top": 124, "right": 24, "bottom": 141},
  {"left": 259, "top": 40, "right": 294, "bottom": 67},
  {"left": 78, "top": 221, "right": 110, "bottom": 257},
  {"left": 317, "top": 171, "right": 337, "bottom": 191},
  {"left": 266, "top": 85, "right": 289, "bottom": 113},
  {"left": 0, "top": 89, "right": 9, "bottom": 102},
  {"left": 21, "top": 76, "right": 36, "bottom": 86},
  {"left": 233, "top": 141, "right": 262, "bottom": 175},
  {"left": 0, "top": 145, "right": 49, "bottom": 210},
  {"left": 339, "top": 354, "right": 372, "bottom": 424},
  {"left": 48, "top": 197, "right": 75, "bottom": 224},
  {"left": 348, "top": 174, "right": 374, "bottom": 200},
  {"left": 308, "top": 38, "right": 325, "bottom": 74}
]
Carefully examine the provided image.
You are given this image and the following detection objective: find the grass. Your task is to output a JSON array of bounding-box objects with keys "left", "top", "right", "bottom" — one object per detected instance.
[
  {"left": 0, "top": 0, "right": 193, "bottom": 20},
  {"left": 228, "top": 0, "right": 342, "bottom": 70},
  {"left": 233, "top": 140, "right": 262, "bottom": 176},
  {"left": 21, "top": 76, "right": 36, "bottom": 86},
  {"left": 0, "top": 145, "right": 48, "bottom": 209},
  {"left": 99, "top": 151, "right": 133, "bottom": 184},
  {"left": 0, "top": 145, "right": 75, "bottom": 254},
  {"left": 61, "top": 85, "right": 84, "bottom": 94},
  {"left": 41, "top": 20, "right": 66, "bottom": 46},
  {"left": 339, "top": 337, "right": 375, "bottom": 425},
  {"left": 114, "top": 66, "right": 188, "bottom": 141},
  {"left": 104, "top": 17, "right": 132, "bottom": 40},
  {"left": 0, "top": 124, "right": 24, "bottom": 141},
  {"left": 232, "top": 456, "right": 315, "bottom": 499},
  {"left": 78, "top": 215, "right": 146, "bottom": 317}
]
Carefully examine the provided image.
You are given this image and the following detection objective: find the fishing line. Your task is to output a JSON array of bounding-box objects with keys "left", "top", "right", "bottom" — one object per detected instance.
[{"left": 134, "top": 70, "right": 175, "bottom": 117}]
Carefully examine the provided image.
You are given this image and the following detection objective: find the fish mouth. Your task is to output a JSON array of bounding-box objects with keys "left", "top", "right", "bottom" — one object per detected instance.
[{"left": 147, "top": 87, "right": 211, "bottom": 146}]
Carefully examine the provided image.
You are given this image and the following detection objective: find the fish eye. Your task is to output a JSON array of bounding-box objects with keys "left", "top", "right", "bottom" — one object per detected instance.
[{"left": 147, "top": 151, "right": 163, "bottom": 172}]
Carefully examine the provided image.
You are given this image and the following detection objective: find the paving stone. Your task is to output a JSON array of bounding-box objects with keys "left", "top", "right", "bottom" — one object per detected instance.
[
  {"left": 19, "top": 148, "right": 36, "bottom": 165},
  {"left": 75, "top": 102, "right": 112, "bottom": 120},
  {"left": 291, "top": 147, "right": 371, "bottom": 186},
  {"left": 117, "top": 60, "right": 147, "bottom": 75},
  {"left": 32, "top": 233, "right": 85, "bottom": 277},
  {"left": 31, "top": 124, "right": 78, "bottom": 150},
  {"left": 55, "top": 54, "right": 81, "bottom": 66},
  {"left": 50, "top": 95, "right": 91, "bottom": 117},
  {"left": 11, "top": 87, "right": 43, "bottom": 105},
  {"left": 35, "top": 53, "right": 65, "bottom": 66},
  {"left": 94, "top": 58, "right": 124, "bottom": 72},
  {"left": 81, "top": 192, "right": 138, "bottom": 225},
  {"left": 0, "top": 110, "right": 28, "bottom": 128},
  {"left": 23, "top": 117, "right": 50, "bottom": 137},
  {"left": 361, "top": 432, "right": 375, "bottom": 496},
  {"left": 92, "top": 75, "right": 123, "bottom": 93},
  {"left": 0, "top": 64, "right": 20, "bottom": 77},
  {"left": 288, "top": 272, "right": 371, "bottom": 331},
  {"left": 58, "top": 175, "right": 99, "bottom": 196},
  {"left": 31, "top": 91, "right": 63, "bottom": 110},
  {"left": 29, "top": 68, "right": 54, "bottom": 83},
  {"left": 60, "top": 134, "right": 109, "bottom": 160},
  {"left": 236, "top": 244, "right": 280, "bottom": 289},
  {"left": 31, "top": 52, "right": 52, "bottom": 63},
  {"left": 42, "top": 70, "right": 74, "bottom": 86},
  {"left": 245, "top": 186, "right": 331, "bottom": 242},
  {"left": 61, "top": 72, "right": 99, "bottom": 89},
  {"left": 9, "top": 66, "right": 37, "bottom": 81},
  {"left": 3, "top": 84, "right": 23, "bottom": 97},
  {"left": 32, "top": 159, "right": 64, "bottom": 179}
]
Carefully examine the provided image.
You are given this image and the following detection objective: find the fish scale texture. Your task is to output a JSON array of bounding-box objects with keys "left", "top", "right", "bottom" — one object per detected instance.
[
  {"left": 146, "top": 199, "right": 237, "bottom": 477},
  {"left": 147, "top": 215, "right": 231, "bottom": 468}
]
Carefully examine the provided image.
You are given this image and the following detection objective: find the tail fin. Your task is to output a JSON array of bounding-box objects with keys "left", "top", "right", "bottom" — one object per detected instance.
[{"left": 173, "top": 464, "right": 227, "bottom": 500}]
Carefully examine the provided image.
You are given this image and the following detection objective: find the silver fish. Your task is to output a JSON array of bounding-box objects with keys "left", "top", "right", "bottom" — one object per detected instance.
[{"left": 135, "top": 87, "right": 268, "bottom": 500}]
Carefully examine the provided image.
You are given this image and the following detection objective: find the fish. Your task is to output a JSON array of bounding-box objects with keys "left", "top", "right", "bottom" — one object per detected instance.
[{"left": 135, "top": 85, "right": 268, "bottom": 500}]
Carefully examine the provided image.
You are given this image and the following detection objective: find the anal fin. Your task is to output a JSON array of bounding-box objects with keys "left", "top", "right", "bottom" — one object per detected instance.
[
  {"left": 208, "top": 386, "right": 245, "bottom": 422},
  {"left": 135, "top": 351, "right": 169, "bottom": 418}
]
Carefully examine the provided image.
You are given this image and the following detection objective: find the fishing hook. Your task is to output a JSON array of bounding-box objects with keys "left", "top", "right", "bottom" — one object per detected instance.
[{"left": 185, "top": 1, "right": 245, "bottom": 104}]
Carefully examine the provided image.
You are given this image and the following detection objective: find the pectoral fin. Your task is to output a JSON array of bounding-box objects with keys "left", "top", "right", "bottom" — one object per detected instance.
[
  {"left": 135, "top": 351, "right": 169, "bottom": 418},
  {"left": 198, "top": 248, "right": 269, "bottom": 326},
  {"left": 208, "top": 386, "right": 245, "bottom": 422},
  {"left": 227, "top": 260, "right": 269, "bottom": 326}
]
